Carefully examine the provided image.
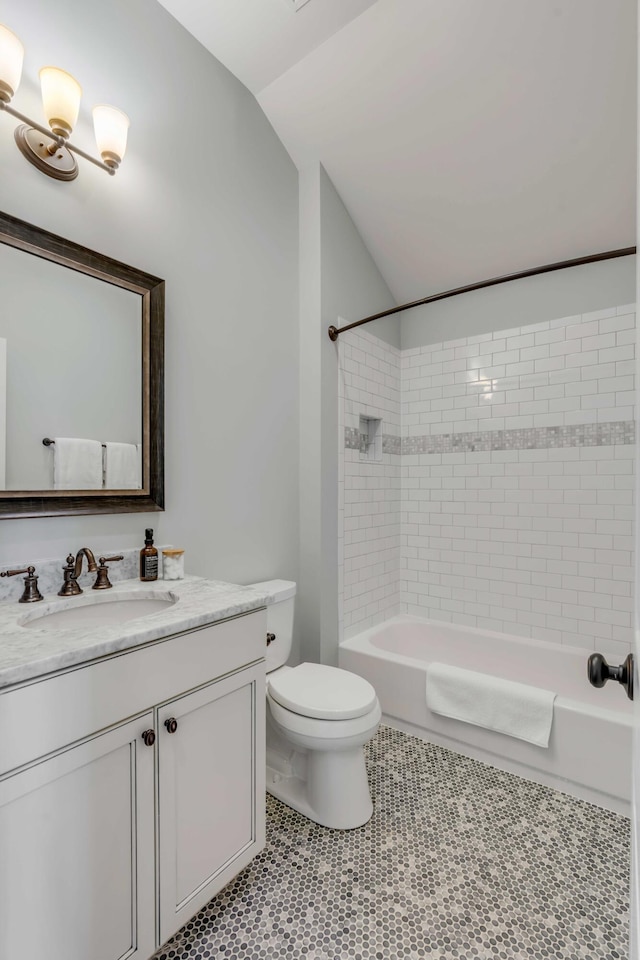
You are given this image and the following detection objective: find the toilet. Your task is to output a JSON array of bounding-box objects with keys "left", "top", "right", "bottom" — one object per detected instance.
[{"left": 250, "top": 580, "right": 381, "bottom": 830}]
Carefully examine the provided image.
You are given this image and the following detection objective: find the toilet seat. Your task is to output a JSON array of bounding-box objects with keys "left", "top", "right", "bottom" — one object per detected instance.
[
  {"left": 268, "top": 662, "right": 377, "bottom": 720},
  {"left": 267, "top": 692, "right": 381, "bottom": 744}
]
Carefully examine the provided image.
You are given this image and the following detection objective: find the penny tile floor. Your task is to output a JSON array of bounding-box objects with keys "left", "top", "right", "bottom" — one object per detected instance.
[{"left": 153, "top": 725, "right": 630, "bottom": 959}]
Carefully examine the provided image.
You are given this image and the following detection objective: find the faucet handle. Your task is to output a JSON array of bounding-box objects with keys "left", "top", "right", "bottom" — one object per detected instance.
[
  {"left": 0, "top": 565, "right": 44, "bottom": 603},
  {"left": 93, "top": 555, "right": 124, "bottom": 591}
]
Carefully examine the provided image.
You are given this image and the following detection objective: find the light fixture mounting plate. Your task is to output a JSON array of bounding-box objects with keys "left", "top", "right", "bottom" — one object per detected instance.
[{"left": 14, "top": 124, "right": 78, "bottom": 181}]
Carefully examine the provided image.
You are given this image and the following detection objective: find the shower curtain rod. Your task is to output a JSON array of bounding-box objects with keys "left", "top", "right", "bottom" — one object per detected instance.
[{"left": 327, "top": 247, "right": 636, "bottom": 341}]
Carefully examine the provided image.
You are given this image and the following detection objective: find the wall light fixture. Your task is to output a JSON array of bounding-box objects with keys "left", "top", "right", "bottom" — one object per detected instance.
[{"left": 0, "top": 23, "right": 129, "bottom": 181}]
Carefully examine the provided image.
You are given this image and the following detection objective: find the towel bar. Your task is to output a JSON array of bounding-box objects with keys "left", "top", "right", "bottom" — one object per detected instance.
[{"left": 43, "top": 437, "right": 107, "bottom": 449}]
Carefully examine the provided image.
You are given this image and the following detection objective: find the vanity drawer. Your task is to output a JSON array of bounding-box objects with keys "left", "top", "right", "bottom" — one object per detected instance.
[{"left": 0, "top": 608, "right": 266, "bottom": 776}]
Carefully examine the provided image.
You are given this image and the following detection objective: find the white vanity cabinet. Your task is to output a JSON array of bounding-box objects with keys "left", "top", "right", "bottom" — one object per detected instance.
[
  {"left": 157, "top": 665, "right": 263, "bottom": 943},
  {"left": 0, "top": 607, "right": 266, "bottom": 960},
  {"left": 0, "top": 712, "right": 157, "bottom": 960}
]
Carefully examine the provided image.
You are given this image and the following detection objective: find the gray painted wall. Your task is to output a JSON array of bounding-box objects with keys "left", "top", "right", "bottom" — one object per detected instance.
[
  {"left": 401, "top": 255, "right": 636, "bottom": 349},
  {"left": 319, "top": 167, "right": 397, "bottom": 666},
  {"left": 320, "top": 169, "right": 400, "bottom": 350},
  {"left": 297, "top": 163, "right": 396, "bottom": 666},
  {"left": 0, "top": 0, "right": 299, "bottom": 592}
]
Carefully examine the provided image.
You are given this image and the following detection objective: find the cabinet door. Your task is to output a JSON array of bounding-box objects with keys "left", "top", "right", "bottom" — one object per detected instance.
[
  {"left": 157, "top": 663, "right": 265, "bottom": 945},
  {"left": 0, "top": 714, "right": 156, "bottom": 960}
]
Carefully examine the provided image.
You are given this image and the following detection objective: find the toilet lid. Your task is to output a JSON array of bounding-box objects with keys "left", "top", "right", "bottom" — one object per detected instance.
[{"left": 268, "top": 663, "right": 377, "bottom": 720}]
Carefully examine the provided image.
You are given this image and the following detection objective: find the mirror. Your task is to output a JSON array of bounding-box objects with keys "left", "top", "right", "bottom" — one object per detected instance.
[{"left": 0, "top": 211, "right": 164, "bottom": 518}]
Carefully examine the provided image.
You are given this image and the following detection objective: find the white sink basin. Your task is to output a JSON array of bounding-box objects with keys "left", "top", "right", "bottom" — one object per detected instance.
[{"left": 23, "top": 596, "right": 176, "bottom": 630}]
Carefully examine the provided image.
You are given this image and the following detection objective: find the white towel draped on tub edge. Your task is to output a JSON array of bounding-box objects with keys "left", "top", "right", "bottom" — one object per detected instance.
[{"left": 426, "top": 662, "right": 556, "bottom": 749}]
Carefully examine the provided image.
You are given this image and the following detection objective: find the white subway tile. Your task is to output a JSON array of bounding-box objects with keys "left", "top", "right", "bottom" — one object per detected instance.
[
  {"left": 442, "top": 358, "right": 468, "bottom": 374},
  {"left": 600, "top": 316, "right": 635, "bottom": 344},
  {"left": 566, "top": 320, "right": 599, "bottom": 339},
  {"left": 493, "top": 350, "right": 521, "bottom": 366},
  {"left": 598, "top": 375, "right": 634, "bottom": 393},
  {"left": 581, "top": 393, "right": 615, "bottom": 410},
  {"left": 506, "top": 361, "right": 535, "bottom": 377},
  {"left": 582, "top": 333, "right": 616, "bottom": 352},
  {"left": 454, "top": 343, "right": 480, "bottom": 359},
  {"left": 565, "top": 351, "right": 598, "bottom": 368},
  {"left": 535, "top": 384, "right": 565, "bottom": 400},
  {"left": 519, "top": 400, "right": 549, "bottom": 416},
  {"left": 580, "top": 362, "right": 616, "bottom": 381},
  {"left": 532, "top": 413, "right": 562, "bottom": 427},
  {"left": 599, "top": 345, "right": 634, "bottom": 363},
  {"left": 563, "top": 410, "right": 597, "bottom": 425},
  {"left": 548, "top": 368, "right": 581, "bottom": 385},
  {"left": 521, "top": 345, "right": 550, "bottom": 362},
  {"left": 597, "top": 406, "right": 632, "bottom": 422},
  {"left": 616, "top": 359, "right": 635, "bottom": 376},
  {"left": 341, "top": 312, "right": 634, "bottom": 655},
  {"left": 565, "top": 381, "right": 598, "bottom": 397},
  {"left": 535, "top": 328, "right": 566, "bottom": 346},
  {"left": 507, "top": 333, "right": 535, "bottom": 350},
  {"left": 582, "top": 307, "right": 617, "bottom": 323},
  {"left": 535, "top": 356, "right": 566, "bottom": 372},
  {"left": 467, "top": 332, "right": 494, "bottom": 345},
  {"left": 550, "top": 314, "right": 581, "bottom": 329},
  {"left": 616, "top": 329, "right": 636, "bottom": 347},
  {"left": 521, "top": 372, "right": 552, "bottom": 388}
]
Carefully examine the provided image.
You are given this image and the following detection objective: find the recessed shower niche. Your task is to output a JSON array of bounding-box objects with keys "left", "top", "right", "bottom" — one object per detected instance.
[{"left": 359, "top": 415, "right": 382, "bottom": 462}]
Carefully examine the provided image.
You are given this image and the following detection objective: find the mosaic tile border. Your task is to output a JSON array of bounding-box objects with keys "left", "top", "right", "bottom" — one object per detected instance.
[
  {"left": 344, "top": 426, "right": 360, "bottom": 449},
  {"left": 345, "top": 421, "right": 635, "bottom": 456},
  {"left": 345, "top": 427, "right": 401, "bottom": 456},
  {"left": 383, "top": 434, "right": 401, "bottom": 455}
]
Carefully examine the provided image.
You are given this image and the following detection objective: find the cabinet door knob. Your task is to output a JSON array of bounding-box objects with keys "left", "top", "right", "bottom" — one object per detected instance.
[
  {"left": 164, "top": 717, "right": 178, "bottom": 734},
  {"left": 141, "top": 729, "right": 156, "bottom": 747}
]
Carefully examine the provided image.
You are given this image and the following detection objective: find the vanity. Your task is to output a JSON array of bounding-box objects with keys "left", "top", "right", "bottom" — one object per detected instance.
[
  {"left": 0, "top": 576, "right": 270, "bottom": 960},
  {"left": 0, "top": 213, "right": 272, "bottom": 958}
]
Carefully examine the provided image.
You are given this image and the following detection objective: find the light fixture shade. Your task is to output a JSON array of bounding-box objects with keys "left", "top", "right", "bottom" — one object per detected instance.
[
  {"left": 39, "top": 66, "right": 81, "bottom": 138},
  {"left": 0, "top": 24, "right": 24, "bottom": 103},
  {"left": 93, "top": 104, "right": 129, "bottom": 168}
]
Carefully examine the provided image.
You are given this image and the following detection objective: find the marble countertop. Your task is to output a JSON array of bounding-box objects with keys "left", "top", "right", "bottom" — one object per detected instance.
[{"left": 0, "top": 576, "right": 271, "bottom": 690}]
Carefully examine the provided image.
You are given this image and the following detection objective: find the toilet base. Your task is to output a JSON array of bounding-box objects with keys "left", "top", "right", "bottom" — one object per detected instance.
[{"left": 266, "top": 745, "right": 374, "bottom": 830}]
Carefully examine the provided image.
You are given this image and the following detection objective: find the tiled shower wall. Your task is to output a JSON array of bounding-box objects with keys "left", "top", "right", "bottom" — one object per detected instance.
[
  {"left": 339, "top": 306, "right": 636, "bottom": 657},
  {"left": 338, "top": 329, "right": 401, "bottom": 641}
]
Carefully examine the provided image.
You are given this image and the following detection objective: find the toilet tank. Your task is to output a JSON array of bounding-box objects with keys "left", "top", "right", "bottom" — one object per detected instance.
[{"left": 248, "top": 580, "right": 296, "bottom": 673}]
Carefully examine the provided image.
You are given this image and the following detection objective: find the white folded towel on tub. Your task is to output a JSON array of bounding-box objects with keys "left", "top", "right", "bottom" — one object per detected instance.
[{"left": 426, "top": 662, "right": 556, "bottom": 748}]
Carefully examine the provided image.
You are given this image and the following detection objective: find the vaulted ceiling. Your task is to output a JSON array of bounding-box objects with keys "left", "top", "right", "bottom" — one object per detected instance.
[{"left": 157, "top": 0, "right": 636, "bottom": 303}]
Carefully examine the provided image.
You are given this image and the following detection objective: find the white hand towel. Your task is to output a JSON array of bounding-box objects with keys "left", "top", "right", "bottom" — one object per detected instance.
[
  {"left": 53, "top": 438, "right": 104, "bottom": 490},
  {"left": 104, "top": 442, "right": 141, "bottom": 489},
  {"left": 426, "top": 662, "right": 556, "bottom": 748}
]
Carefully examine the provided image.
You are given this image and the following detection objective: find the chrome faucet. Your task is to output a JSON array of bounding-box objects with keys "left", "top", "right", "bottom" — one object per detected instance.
[{"left": 58, "top": 548, "right": 99, "bottom": 597}]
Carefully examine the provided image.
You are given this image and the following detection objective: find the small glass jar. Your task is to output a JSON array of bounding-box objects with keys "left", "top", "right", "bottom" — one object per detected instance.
[{"left": 162, "top": 548, "right": 184, "bottom": 580}]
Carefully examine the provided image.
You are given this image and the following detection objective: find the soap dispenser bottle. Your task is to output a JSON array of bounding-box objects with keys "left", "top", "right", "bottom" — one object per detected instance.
[{"left": 140, "top": 528, "right": 158, "bottom": 581}]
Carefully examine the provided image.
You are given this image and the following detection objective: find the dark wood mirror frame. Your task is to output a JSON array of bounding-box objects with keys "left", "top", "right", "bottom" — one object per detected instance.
[{"left": 0, "top": 210, "right": 164, "bottom": 518}]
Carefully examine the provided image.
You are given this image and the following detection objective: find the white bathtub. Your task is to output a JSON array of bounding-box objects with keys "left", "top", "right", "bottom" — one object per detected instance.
[{"left": 340, "top": 615, "right": 633, "bottom": 815}]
